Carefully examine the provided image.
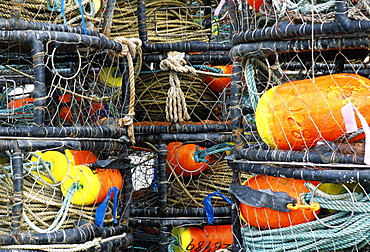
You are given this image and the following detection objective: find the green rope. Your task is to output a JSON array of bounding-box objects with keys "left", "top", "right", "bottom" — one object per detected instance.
[
  {"left": 242, "top": 187, "right": 370, "bottom": 251},
  {"left": 245, "top": 59, "right": 259, "bottom": 111},
  {"left": 140, "top": 65, "right": 223, "bottom": 74},
  {"left": 192, "top": 65, "right": 223, "bottom": 74},
  {"left": 193, "top": 143, "right": 233, "bottom": 163},
  {"left": 0, "top": 103, "right": 34, "bottom": 116},
  {"left": 22, "top": 182, "right": 80, "bottom": 233}
]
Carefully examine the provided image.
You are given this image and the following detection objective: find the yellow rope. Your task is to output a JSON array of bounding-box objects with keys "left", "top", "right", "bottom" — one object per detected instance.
[
  {"left": 0, "top": 175, "right": 114, "bottom": 235},
  {"left": 110, "top": 37, "right": 142, "bottom": 144},
  {"left": 167, "top": 160, "right": 252, "bottom": 208}
]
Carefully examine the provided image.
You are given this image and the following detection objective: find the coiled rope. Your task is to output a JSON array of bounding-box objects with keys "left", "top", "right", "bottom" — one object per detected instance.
[
  {"left": 242, "top": 183, "right": 370, "bottom": 252},
  {"left": 0, "top": 174, "right": 114, "bottom": 235},
  {"left": 167, "top": 159, "right": 251, "bottom": 208},
  {"left": 22, "top": 182, "right": 80, "bottom": 233}
]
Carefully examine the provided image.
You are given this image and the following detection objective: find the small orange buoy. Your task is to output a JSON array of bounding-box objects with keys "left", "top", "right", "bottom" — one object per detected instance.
[
  {"left": 166, "top": 142, "right": 209, "bottom": 177},
  {"left": 172, "top": 225, "right": 233, "bottom": 252},
  {"left": 65, "top": 149, "right": 98, "bottom": 165},
  {"left": 204, "top": 65, "right": 232, "bottom": 93},
  {"left": 240, "top": 175, "right": 320, "bottom": 229},
  {"left": 247, "top": 0, "right": 263, "bottom": 10},
  {"left": 7, "top": 97, "right": 34, "bottom": 109},
  {"left": 256, "top": 73, "right": 370, "bottom": 150},
  {"left": 93, "top": 169, "right": 123, "bottom": 204}
]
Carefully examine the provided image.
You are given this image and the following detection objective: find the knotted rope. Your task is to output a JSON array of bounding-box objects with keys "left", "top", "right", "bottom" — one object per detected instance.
[
  {"left": 110, "top": 37, "right": 142, "bottom": 144},
  {"left": 159, "top": 51, "right": 194, "bottom": 123}
]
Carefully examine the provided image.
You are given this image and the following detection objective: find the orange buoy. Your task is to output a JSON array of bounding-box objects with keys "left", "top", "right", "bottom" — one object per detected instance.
[
  {"left": 172, "top": 225, "right": 233, "bottom": 252},
  {"left": 166, "top": 142, "right": 210, "bottom": 177},
  {"left": 59, "top": 107, "right": 83, "bottom": 124},
  {"left": 93, "top": 169, "right": 123, "bottom": 204},
  {"left": 247, "top": 0, "right": 263, "bottom": 10},
  {"left": 7, "top": 97, "right": 34, "bottom": 109},
  {"left": 65, "top": 149, "right": 98, "bottom": 165},
  {"left": 255, "top": 73, "right": 370, "bottom": 150},
  {"left": 204, "top": 65, "right": 232, "bottom": 93},
  {"left": 240, "top": 175, "right": 320, "bottom": 229}
]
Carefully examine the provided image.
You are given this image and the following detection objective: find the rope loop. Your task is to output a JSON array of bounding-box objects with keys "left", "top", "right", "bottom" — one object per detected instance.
[
  {"left": 111, "top": 37, "right": 142, "bottom": 60},
  {"left": 159, "top": 51, "right": 196, "bottom": 75}
]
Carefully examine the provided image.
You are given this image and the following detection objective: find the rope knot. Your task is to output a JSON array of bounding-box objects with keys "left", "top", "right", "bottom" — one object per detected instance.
[
  {"left": 159, "top": 51, "right": 196, "bottom": 74},
  {"left": 160, "top": 51, "right": 192, "bottom": 123},
  {"left": 111, "top": 37, "right": 142, "bottom": 59}
]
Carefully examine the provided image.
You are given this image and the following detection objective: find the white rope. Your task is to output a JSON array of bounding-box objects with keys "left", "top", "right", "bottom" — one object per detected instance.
[
  {"left": 0, "top": 233, "right": 127, "bottom": 252},
  {"left": 271, "top": 0, "right": 336, "bottom": 18},
  {"left": 160, "top": 51, "right": 192, "bottom": 123}
]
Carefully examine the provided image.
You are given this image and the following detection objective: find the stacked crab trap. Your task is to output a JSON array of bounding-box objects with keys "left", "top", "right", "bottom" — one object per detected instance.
[
  {"left": 122, "top": 0, "right": 242, "bottom": 251},
  {"left": 226, "top": 0, "right": 370, "bottom": 251},
  {"left": 0, "top": 0, "right": 138, "bottom": 251}
]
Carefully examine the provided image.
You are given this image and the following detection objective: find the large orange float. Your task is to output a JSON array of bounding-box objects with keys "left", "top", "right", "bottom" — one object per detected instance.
[
  {"left": 255, "top": 73, "right": 370, "bottom": 150},
  {"left": 239, "top": 175, "right": 320, "bottom": 229},
  {"left": 166, "top": 142, "right": 210, "bottom": 177}
]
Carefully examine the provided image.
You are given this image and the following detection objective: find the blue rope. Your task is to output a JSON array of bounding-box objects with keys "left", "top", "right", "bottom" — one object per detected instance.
[
  {"left": 61, "top": 0, "right": 67, "bottom": 25},
  {"left": 47, "top": 0, "right": 60, "bottom": 11},
  {"left": 194, "top": 143, "right": 233, "bottom": 163},
  {"left": 77, "top": 0, "right": 87, "bottom": 34},
  {"left": 0, "top": 103, "right": 34, "bottom": 115},
  {"left": 140, "top": 69, "right": 163, "bottom": 74},
  {"left": 140, "top": 65, "right": 223, "bottom": 74}
]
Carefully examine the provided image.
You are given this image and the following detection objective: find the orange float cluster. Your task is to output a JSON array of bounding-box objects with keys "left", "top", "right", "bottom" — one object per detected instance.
[{"left": 32, "top": 150, "right": 123, "bottom": 205}]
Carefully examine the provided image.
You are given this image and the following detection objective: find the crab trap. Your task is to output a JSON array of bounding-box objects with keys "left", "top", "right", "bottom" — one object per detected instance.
[
  {"left": 0, "top": 0, "right": 139, "bottom": 248},
  {"left": 224, "top": 0, "right": 370, "bottom": 251}
]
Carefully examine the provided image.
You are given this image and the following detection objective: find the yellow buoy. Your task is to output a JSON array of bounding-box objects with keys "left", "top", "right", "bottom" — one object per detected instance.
[
  {"left": 31, "top": 151, "right": 70, "bottom": 184},
  {"left": 60, "top": 165, "right": 101, "bottom": 205}
]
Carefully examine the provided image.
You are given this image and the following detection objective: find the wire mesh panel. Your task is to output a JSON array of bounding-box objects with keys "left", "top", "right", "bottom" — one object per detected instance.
[
  {"left": 227, "top": 0, "right": 370, "bottom": 251},
  {"left": 0, "top": 28, "right": 135, "bottom": 251},
  {"left": 136, "top": 0, "right": 232, "bottom": 52},
  {"left": 230, "top": 0, "right": 370, "bottom": 44}
]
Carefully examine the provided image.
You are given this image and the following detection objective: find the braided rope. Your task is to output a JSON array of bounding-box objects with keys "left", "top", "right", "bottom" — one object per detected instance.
[
  {"left": 160, "top": 51, "right": 192, "bottom": 123},
  {"left": 111, "top": 37, "right": 142, "bottom": 144}
]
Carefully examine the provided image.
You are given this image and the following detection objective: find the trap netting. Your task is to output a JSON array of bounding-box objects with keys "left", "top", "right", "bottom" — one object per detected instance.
[
  {"left": 226, "top": 0, "right": 370, "bottom": 251},
  {"left": 0, "top": 28, "right": 134, "bottom": 250}
]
